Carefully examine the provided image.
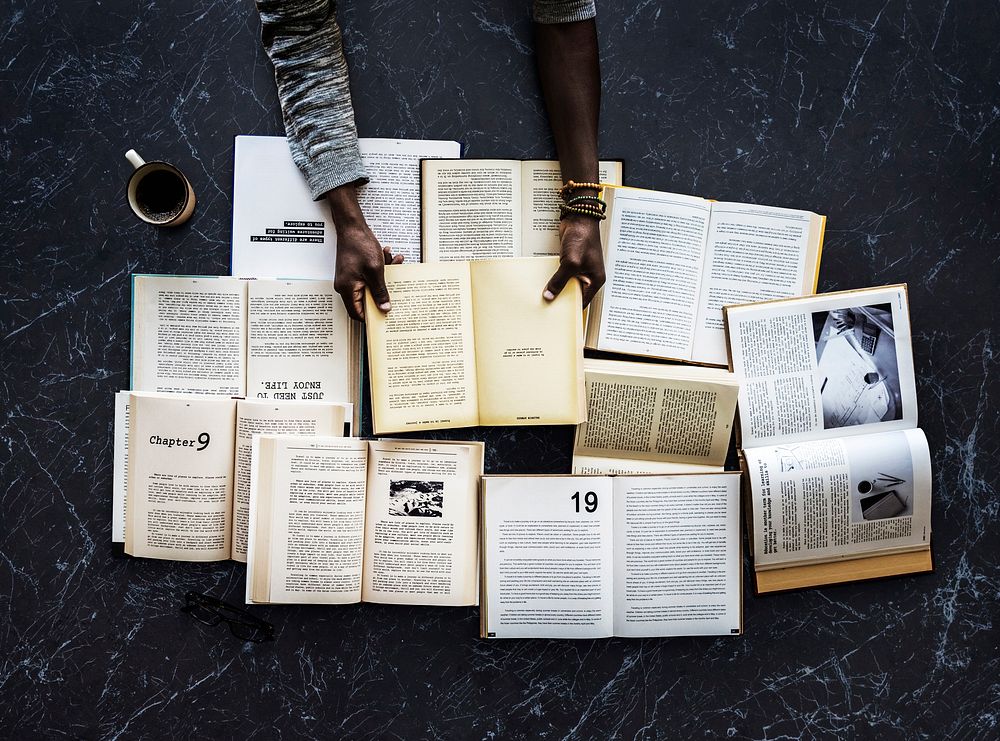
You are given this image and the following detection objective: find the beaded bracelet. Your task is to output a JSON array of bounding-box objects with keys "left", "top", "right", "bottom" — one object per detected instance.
[
  {"left": 564, "top": 195, "right": 607, "bottom": 213},
  {"left": 559, "top": 203, "right": 607, "bottom": 221},
  {"left": 559, "top": 180, "right": 603, "bottom": 195},
  {"left": 560, "top": 206, "right": 605, "bottom": 221}
]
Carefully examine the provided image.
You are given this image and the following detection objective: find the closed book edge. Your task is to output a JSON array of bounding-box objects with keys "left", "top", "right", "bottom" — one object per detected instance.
[{"left": 754, "top": 548, "right": 934, "bottom": 595}]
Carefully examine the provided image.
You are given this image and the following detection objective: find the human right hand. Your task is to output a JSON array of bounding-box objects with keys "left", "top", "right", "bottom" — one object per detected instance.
[
  {"left": 326, "top": 184, "right": 404, "bottom": 321},
  {"left": 830, "top": 309, "right": 856, "bottom": 335}
]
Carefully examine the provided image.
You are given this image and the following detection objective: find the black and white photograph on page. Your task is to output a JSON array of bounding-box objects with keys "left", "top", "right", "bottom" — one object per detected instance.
[
  {"left": 812, "top": 304, "right": 903, "bottom": 429},
  {"left": 842, "top": 434, "right": 915, "bottom": 523},
  {"left": 389, "top": 480, "right": 444, "bottom": 518}
]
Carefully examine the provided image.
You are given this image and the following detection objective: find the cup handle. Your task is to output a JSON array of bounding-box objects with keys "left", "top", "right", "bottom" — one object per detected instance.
[{"left": 125, "top": 149, "right": 146, "bottom": 169}]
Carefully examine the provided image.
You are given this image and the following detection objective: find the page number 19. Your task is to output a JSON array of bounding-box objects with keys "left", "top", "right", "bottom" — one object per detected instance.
[{"left": 571, "top": 491, "right": 598, "bottom": 513}]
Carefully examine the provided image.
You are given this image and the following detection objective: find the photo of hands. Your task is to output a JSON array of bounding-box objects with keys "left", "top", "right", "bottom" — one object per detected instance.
[{"left": 812, "top": 304, "right": 903, "bottom": 429}]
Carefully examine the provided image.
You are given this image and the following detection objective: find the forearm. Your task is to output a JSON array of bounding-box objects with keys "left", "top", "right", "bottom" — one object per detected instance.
[
  {"left": 325, "top": 183, "right": 366, "bottom": 226},
  {"left": 256, "top": 0, "right": 367, "bottom": 200},
  {"left": 535, "top": 17, "right": 601, "bottom": 187},
  {"left": 535, "top": 10, "right": 605, "bottom": 307}
]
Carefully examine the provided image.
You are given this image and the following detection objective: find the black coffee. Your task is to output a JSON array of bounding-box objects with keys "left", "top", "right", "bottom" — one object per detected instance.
[{"left": 136, "top": 169, "right": 186, "bottom": 222}]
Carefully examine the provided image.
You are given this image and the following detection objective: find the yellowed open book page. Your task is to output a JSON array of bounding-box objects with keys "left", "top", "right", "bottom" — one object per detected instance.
[
  {"left": 469, "top": 257, "right": 585, "bottom": 426},
  {"left": 592, "top": 188, "right": 712, "bottom": 362},
  {"left": 361, "top": 440, "right": 481, "bottom": 606},
  {"left": 520, "top": 160, "right": 624, "bottom": 257},
  {"left": 573, "top": 359, "right": 737, "bottom": 467},
  {"left": 571, "top": 454, "right": 723, "bottom": 475},
  {"left": 745, "top": 429, "right": 932, "bottom": 570},
  {"left": 231, "top": 400, "right": 350, "bottom": 562},
  {"left": 125, "top": 393, "right": 237, "bottom": 561},
  {"left": 251, "top": 435, "right": 369, "bottom": 604},
  {"left": 612, "top": 473, "right": 742, "bottom": 637},
  {"left": 246, "top": 279, "right": 355, "bottom": 406},
  {"left": 132, "top": 275, "right": 247, "bottom": 396},
  {"left": 692, "top": 203, "right": 824, "bottom": 366},
  {"left": 366, "top": 261, "right": 480, "bottom": 433},
  {"left": 482, "top": 475, "right": 615, "bottom": 639},
  {"left": 421, "top": 159, "right": 522, "bottom": 261}
]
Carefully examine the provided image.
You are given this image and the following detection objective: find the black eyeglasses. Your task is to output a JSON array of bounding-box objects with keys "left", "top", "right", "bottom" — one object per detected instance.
[{"left": 181, "top": 591, "right": 275, "bottom": 643}]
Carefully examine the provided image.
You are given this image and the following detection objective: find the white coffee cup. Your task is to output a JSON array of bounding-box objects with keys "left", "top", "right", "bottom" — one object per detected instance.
[{"left": 125, "top": 149, "right": 196, "bottom": 227}]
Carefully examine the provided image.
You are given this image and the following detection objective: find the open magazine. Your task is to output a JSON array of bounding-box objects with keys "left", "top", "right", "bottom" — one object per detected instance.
[{"left": 725, "top": 284, "right": 933, "bottom": 593}]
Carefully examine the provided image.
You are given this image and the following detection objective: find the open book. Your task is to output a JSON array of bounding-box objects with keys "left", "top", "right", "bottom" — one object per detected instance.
[
  {"left": 480, "top": 473, "right": 742, "bottom": 638},
  {"left": 365, "top": 257, "right": 586, "bottom": 434},
  {"left": 131, "top": 274, "right": 361, "bottom": 428},
  {"left": 420, "top": 159, "right": 623, "bottom": 261},
  {"left": 585, "top": 186, "right": 826, "bottom": 367},
  {"left": 114, "top": 392, "right": 351, "bottom": 562},
  {"left": 231, "top": 135, "right": 461, "bottom": 275},
  {"left": 724, "top": 284, "right": 933, "bottom": 593},
  {"left": 247, "top": 436, "right": 483, "bottom": 606},
  {"left": 572, "top": 358, "right": 739, "bottom": 474}
]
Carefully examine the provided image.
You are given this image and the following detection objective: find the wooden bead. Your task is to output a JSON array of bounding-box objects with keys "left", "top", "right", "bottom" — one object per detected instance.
[{"left": 558, "top": 180, "right": 603, "bottom": 195}]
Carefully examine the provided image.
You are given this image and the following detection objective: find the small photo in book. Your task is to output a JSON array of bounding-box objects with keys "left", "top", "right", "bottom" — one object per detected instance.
[
  {"left": 389, "top": 480, "right": 444, "bottom": 518},
  {"left": 843, "top": 433, "right": 914, "bottom": 523},
  {"left": 812, "top": 303, "right": 903, "bottom": 429}
]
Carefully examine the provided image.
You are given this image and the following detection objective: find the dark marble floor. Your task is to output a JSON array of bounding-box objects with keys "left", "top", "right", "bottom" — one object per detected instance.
[{"left": 2, "top": 1, "right": 998, "bottom": 738}]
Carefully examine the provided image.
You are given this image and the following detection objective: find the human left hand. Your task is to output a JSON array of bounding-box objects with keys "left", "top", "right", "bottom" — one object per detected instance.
[{"left": 543, "top": 215, "right": 605, "bottom": 307}]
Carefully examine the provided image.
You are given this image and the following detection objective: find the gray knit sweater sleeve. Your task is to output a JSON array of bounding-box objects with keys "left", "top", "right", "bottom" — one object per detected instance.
[
  {"left": 256, "top": 0, "right": 367, "bottom": 200},
  {"left": 533, "top": 0, "right": 597, "bottom": 24},
  {"left": 256, "top": 0, "right": 597, "bottom": 201}
]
